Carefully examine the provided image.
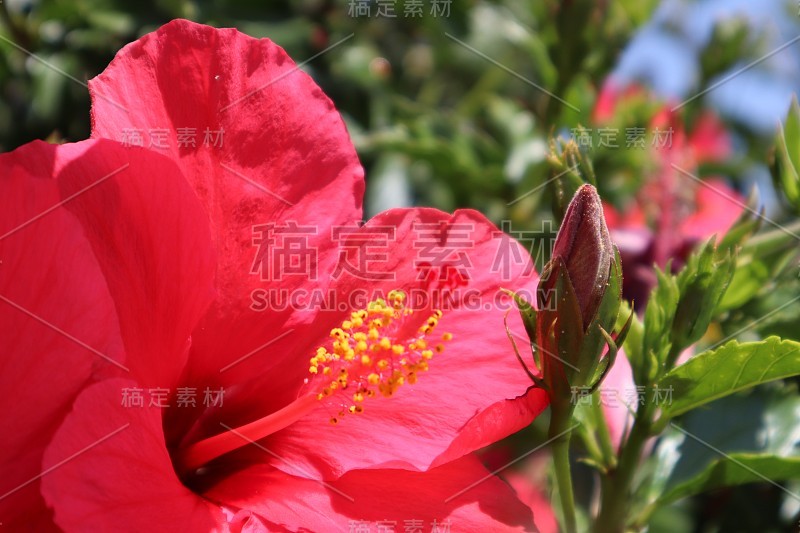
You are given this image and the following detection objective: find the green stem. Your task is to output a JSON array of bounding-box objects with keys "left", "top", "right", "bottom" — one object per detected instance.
[
  {"left": 595, "top": 398, "right": 655, "bottom": 532},
  {"left": 663, "top": 343, "right": 684, "bottom": 374},
  {"left": 576, "top": 422, "right": 605, "bottom": 467},
  {"left": 630, "top": 501, "right": 659, "bottom": 530},
  {"left": 550, "top": 405, "right": 578, "bottom": 533},
  {"left": 591, "top": 391, "right": 618, "bottom": 469},
  {"left": 552, "top": 433, "right": 577, "bottom": 533}
]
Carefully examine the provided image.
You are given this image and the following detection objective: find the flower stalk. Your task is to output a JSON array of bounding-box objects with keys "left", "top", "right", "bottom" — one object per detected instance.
[
  {"left": 595, "top": 393, "right": 656, "bottom": 532},
  {"left": 551, "top": 411, "right": 578, "bottom": 533}
]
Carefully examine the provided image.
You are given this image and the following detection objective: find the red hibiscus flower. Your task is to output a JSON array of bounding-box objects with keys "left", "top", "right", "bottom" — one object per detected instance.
[
  {"left": 594, "top": 80, "right": 742, "bottom": 304},
  {"left": 0, "top": 20, "right": 548, "bottom": 531}
]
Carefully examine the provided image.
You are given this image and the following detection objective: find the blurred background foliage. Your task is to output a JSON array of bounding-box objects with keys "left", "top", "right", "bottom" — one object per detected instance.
[{"left": 2, "top": 0, "right": 800, "bottom": 530}]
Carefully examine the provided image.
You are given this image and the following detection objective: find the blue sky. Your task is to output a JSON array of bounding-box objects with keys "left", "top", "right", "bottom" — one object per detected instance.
[{"left": 615, "top": 0, "right": 800, "bottom": 134}]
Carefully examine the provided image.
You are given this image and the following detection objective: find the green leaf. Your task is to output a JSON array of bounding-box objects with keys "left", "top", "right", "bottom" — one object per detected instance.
[
  {"left": 698, "top": 18, "right": 751, "bottom": 81},
  {"left": 640, "top": 266, "right": 679, "bottom": 382},
  {"left": 656, "top": 453, "right": 800, "bottom": 507},
  {"left": 633, "top": 238, "right": 735, "bottom": 383},
  {"left": 641, "top": 386, "right": 800, "bottom": 524},
  {"left": 618, "top": 299, "right": 648, "bottom": 384},
  {"left": 670, "top": 238, "right": 735, "bottom": 362},
  {"left": 773, "top": 94, "right": 800, "bottom": 208},
  {"left": 657, "top": 337, "right": 800, "bottom": 419},
  {"left": 718, "top": 255, "right": 770, "bottom": 311}
]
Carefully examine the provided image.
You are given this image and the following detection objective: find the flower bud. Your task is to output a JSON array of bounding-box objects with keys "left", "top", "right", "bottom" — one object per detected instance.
[
  {"left": 540, "top": 184, "right": 613, "bottom": 330},
  {"left": 534, "top": 184, "right": 627, "bottom": 404},
  {"left": 505, "top": 183, "right": 628, "bottom": 411}
]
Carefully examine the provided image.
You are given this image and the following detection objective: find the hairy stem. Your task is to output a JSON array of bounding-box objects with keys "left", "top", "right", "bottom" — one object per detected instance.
[
  {"left": 591, "top": 391, "right": 618, "bottom": 470},
  {"left": 551, "top": 405, "right": 578, "bottom": 533},
  {"left": 595, "top": 397, "right": 655, "bottom": 532}
]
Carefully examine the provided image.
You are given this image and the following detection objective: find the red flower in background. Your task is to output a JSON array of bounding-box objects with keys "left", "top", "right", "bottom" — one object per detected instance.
[
  {"left": 594, "top": 80, "right": 743, "bottom": 304},
  {"left": 0, "top": 20, "right": 549, "bottom": 531},
  {"left": 480, "top": 448, "right": 559, "bottom": 533},
  {"left": 594, "top": 81, "right": 740, "bottom": 449}
]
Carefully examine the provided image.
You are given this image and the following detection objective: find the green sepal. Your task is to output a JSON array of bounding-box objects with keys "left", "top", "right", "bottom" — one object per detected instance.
[
  {"left": 587, "top": 327, "right": 618, "bottom": 394},
  {"left": 537, "top": 257, "right": 584, "bottom": 395},
  {"left": 501, "top": 288, "right": 538, "bottom": 347},
  {"left": 771, "top": 94, "right": 800, "bottom": 210},
  {"left": 503, "top": 308, "right": 544, "bottom": 388},
  {"left": 579, "top": 247, "right": 623, "bottom": 387}
]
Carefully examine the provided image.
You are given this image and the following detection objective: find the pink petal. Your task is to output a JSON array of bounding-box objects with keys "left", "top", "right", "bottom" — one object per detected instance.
[
  {"left": 41, "top": 379, "right": 225, "bottom": 531},
  {"left": 204, "top": 455, "right": 539, "bottom": 532},
  {"left": 1, "top": 139, "right": 216, "bottom": 526},
  {"left": 688, "top": 113, "right": 731, "bottom": 163},
  {"left": 89, "top": 19, "right": 365, "bottom": 389},
  {"left": 600, "top": 349, "right": 636, "bottom": 451},
  {"left": 678, "top": 178, "right": 743, "bottom": 241},
  {"left": 0, "top": 141, "right": 119, "bottom": 529},
  {"left": 234, "top": 208, "right": 547, "bottom": 478},
  {"left": 505, "top": 472, "right": 559, "bottom": 533},
  {"left": 52, "top": 140, "right": 217, "bottom": 386},
  {"left": 593, "top": 79, "right": 621, "bottom": 122}
]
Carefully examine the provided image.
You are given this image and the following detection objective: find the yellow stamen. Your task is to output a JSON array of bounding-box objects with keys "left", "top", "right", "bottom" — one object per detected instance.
[{"left": 305, "top": 291, "right": 452, "bottom": 424}]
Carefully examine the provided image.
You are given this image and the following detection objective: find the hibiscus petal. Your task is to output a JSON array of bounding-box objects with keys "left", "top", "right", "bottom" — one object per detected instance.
[
  {"left": 504, "top": 472, "right": 560, "bottom": 533},
  {"left": 600, "top": 349, "right": 635, "bottom": 450},
  {"left": 688, "top": 113, "right": 731, "bottom": 163},
  {"left": 0, "top": 141, "right": 120, "bottom": 529},
  {"left": 89, "top": 19, "right": 365, "bottom": 391},
  {"left": 204, "top": 455, "right": 538, "bottom": 532},
  {"left": 41, "top": 379, "right": 224, "bottom": 531},
  {"left": 229, "top": 208, "right": 548, "bottom": 478},
  {"left": 54, "top": 140, "right": 216, "bottom": 386},
  {"left": 1, "top": 138, "right": 217, "bottom": 526},
  {"left": 678, "top": 178, "right": 743, "bottom": 241}
]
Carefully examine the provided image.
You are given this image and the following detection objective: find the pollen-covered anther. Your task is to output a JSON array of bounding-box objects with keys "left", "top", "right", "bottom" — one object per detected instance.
[{"left": 308, "top": 290, "right": 453, "bottom": 423}]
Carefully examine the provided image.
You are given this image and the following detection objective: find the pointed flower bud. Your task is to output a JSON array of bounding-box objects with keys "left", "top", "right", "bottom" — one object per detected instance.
[
  {"left": 533, "top": 184, "right": 627, "bottom": 406},
  {"left": 505, "top": 183, "right": 629, "bottom": 411},
  {"left": 541, "top": 184, "right": 613, "bottom": 330}
]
